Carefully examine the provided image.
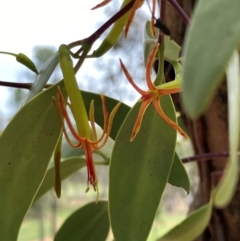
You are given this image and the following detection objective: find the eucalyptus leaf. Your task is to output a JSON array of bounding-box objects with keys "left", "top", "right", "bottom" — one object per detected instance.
[
  {"left": 109, "top": 96, "right": 177, "bottom": 241},
  {"left": 168, "top": 153, "right": 190, "bottom": 193},
  {"left": 54, "top": 201, "right": 109, "bottom": 241},
  {"left": 164, "top": 36, "right": 181, "bottom": 62},
  {"left": 214, "top": 51, "right": 240, "bottom": 207},
  {"left": 33, "top": 157, "right": 86, "bottom": 202},
  {"left": 156, "top": 200, "right": 212, "bottom": 241},
  {"left": 0, "top": 82, "right": 66, "bottom": 241},
  {"left": 182, "top": 0, "right": 240, "bottom": 118},
  {"left": 24, "top": 52, "right": 59, "bottom": 104}
]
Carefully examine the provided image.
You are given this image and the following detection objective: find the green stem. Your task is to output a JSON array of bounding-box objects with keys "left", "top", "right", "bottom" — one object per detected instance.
[
  {"left": 0, "top": 80, "right": 52, "bottom": 89},
  {"left": 166, "top": 0, "right": 190, "bottom": 26},
  {"left": 182, "top": 152, "right": 240, "bottom": 163},
  {"left": 0, "top": 51, "right": 17, "bottom": 57},
  {"left": 59, "top": 45, "right": 91, "bottom": 138},
  {"left": 67, "top": 0, "right": 136, "bottom": 54},
  {"left": 154, "top": 42, "right": 165, "bottom": 85}
]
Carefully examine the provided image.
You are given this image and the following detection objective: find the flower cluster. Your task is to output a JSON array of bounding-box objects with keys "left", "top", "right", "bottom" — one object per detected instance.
[
  {"left": 120, "top": 43, "right": 189, "bottom": 141},
  {"left": 55, "top": 87, "right": 120, "bottom": 198}
]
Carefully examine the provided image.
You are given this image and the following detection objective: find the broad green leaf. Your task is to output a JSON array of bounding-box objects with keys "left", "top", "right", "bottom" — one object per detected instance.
[
  {"left": 182, "top": 0, "right": 240, "bottom": 118},
  {"left": 109, "top": 96, "right": 177, "bottom": 241},
  {"left": 54, "top": 201, "right": 109, "bottom": 241},
  {"left": 33, "top": 157, "right": 86, "bottom": 202},
  {"left": 214, "top": 51, "right": 240, "bottom": 207},
  {"left": 24, "top": 52, "right": 58, "bottom": 104},
  {"left": 156, "top": 200, "right": 212, "bottom": 241},
  {"left": 0, "top": 82, "right": 65, "bottom": 241},
  {"left": 168, "top": 153, "right": 190, "bottom": 193},
  {"left": 164, "top": 36, "right": 181, "bottom": 62}
]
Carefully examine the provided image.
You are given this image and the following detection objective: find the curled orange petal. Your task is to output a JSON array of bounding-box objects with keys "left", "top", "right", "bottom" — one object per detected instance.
[
  {"left": 84, "top": 141, "right": 99, "bottom": 203},
  {"left": 124, "top": 0, "right": 144, "bottom": 37},
  {"left": 56, "top": 87, "right": 86, "bottom": 144},
  {"left": 91, "top": 99, "right": 121, "bottom": 149},
  {"left": 152, "top": 99, "right": 189, "bottom": 139},
  {"left": 90, "top": 95, "right": 108, "bottom": 147},
  {"left": 146, "top": 43, "right": 159, "bottom": 90},
  {"left": 91, "top": 0, "right": 111, "bottom": 10},
  {"left": 89, "top": 100, "right": 98, "bottom": 142},
  {"left": 120, "top": 59, "right": 146, "bottom": 95},
  {"left": 131, "top": 100, "right": 152, "bottom": 141}
]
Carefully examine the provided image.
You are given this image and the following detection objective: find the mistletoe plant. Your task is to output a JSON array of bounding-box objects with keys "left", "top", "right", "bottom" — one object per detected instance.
[{"left": 0, "top": 0, "right": 240, "bottom": 240}]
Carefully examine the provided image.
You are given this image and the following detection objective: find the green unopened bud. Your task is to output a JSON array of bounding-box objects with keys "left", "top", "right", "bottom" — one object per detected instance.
[
  {"left": 0, "top": 51, "right": 38, "bottom": 74},
  {"left": 16, "top": 53, "right": 38, "bottom": 74}
]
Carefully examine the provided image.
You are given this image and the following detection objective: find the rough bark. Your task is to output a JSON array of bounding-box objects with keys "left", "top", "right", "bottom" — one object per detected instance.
[{"left": 164, "top": 1, "right": 240, "bottom": 240}]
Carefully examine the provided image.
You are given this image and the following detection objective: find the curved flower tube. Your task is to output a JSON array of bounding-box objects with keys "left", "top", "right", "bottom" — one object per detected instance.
[
  {"left": 120, "top": 43, "right": 189, "bottom": 141},
  {"left": 55, "top": 88, "right": 120, "bottom": 195},
  {"left": 55, "top": 45, "right": 121, "bottom": 200}
]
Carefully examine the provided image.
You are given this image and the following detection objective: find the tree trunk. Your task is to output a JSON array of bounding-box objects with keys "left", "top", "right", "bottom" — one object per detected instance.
[{"left": 164, "top": 1, "right": 240, "bottom": 240}]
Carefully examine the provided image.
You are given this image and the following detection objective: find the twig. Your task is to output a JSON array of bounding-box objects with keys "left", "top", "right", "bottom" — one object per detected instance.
[
  {"left": 0, "top": 81, "right": 52, "bottom": 90},
  {"left": 182, "top": 152, "right": 236, "bottom": 163},
  {"left": 68, "top": 0, "right": 136, "bottom": 50},
  {"left": 166, "top": 0, "right": 190, "bottom": 26}
]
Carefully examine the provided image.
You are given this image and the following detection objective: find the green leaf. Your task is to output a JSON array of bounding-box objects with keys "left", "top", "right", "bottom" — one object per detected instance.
[
  {"left": 24, "top": 52, "right": 59, "bottom": 104},
  {"left": 156, "top": 200, "right": 212, "bottom": 241},
  {"left": 54, "top": 201, "right": 109, "bottom": 241},
  {"left": 164, "top": 36, "right": 181, "bottom": 62},
  {"left": 109, "top": 96, "right": 177, "bottom": 241},
  {"left": 214, "top": 51, "right": 240, "bottom": 207},
  {"left": 33, "top": 157, "right": 86, "bottom": 202},
  {"left": 182, "top": 0, "right": 240, "bottom": 118},
  {"left": 168, "top": 153, "right": 190, "bottom": 193},
  {"left": 0, "top": 82, "right": 65, "bottom": 241}
]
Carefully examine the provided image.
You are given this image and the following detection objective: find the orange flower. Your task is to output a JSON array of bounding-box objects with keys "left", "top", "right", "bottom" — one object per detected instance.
[
  {"left": 55, "top": 88, "right": 121, "bottom": 198},
  {"left": 120, "top": 43, "right": 189, "bottom": 141},
  {"left": 55, "top": 87, "right": 120, "bottom": 197},
  {"left": 56, "top": 44, "right": 121, "bottom": 200}
]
